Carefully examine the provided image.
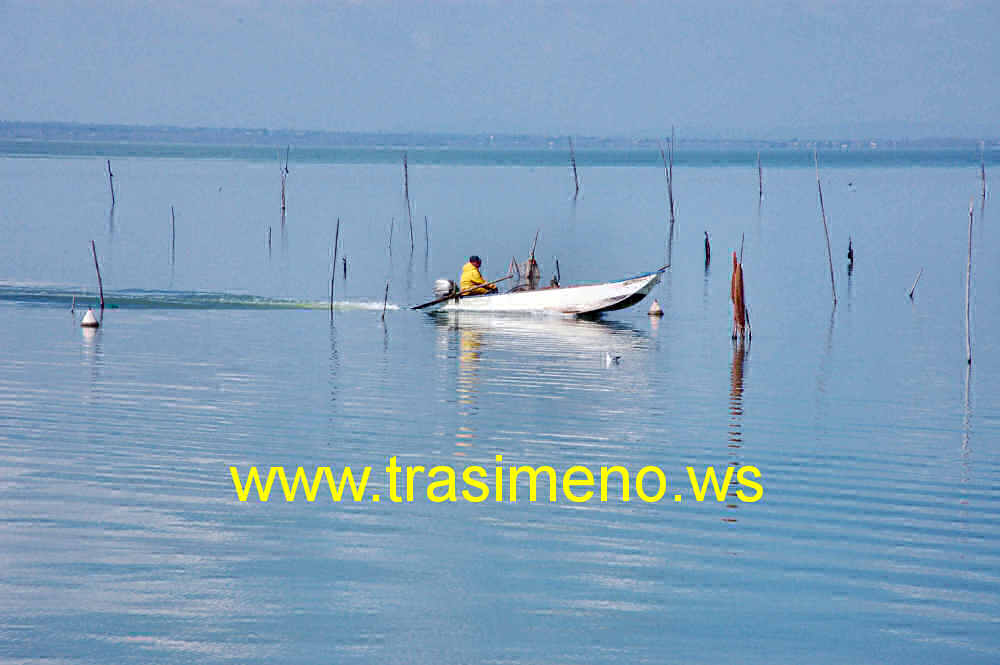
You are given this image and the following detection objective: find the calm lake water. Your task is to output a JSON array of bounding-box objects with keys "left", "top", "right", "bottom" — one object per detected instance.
[{"left": 1, "top": 143, "right": 998, "bottom": 664}]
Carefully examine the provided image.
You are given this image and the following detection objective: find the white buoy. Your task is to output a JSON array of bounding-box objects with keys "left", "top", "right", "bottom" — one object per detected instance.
[
  {"left": 648, "top": 299, "right": 664, "bottom": 316},
  {"left": 80, "top": 308, "right": 100, "bottom": 328}
]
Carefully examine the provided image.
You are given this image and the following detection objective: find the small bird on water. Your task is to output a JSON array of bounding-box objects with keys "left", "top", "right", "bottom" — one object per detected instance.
[{"left": 604, "top": 351, "right": 622, "bottom": 366}]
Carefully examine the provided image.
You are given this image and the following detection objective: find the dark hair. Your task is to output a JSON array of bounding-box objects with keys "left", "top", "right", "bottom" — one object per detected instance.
[{"left": 469, "top": 255, "right": 481, "bottom": 263}]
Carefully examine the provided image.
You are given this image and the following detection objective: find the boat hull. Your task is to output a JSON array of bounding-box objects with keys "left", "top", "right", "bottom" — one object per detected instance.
[{"left": 430, "top": 270, "right": 662, "bottom": 316}]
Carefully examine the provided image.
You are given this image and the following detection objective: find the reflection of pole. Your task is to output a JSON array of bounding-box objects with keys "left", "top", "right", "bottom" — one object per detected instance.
[
  {"left": 965, "top": 199, "right": 974, "bottom": 365},
  {"left": 728, "top": 340, "right": 746, "bottom": 445},
  {"left": 959, "top": 362, "right": 972, "bottom": 520},
  {"left": 725, "top": 339, "right": 746, "bottom": 521}
]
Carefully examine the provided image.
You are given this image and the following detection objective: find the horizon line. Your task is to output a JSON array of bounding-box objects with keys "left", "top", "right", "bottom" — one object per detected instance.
[{"left": 2, "top": 120, "right": 998, "bottom": 148}]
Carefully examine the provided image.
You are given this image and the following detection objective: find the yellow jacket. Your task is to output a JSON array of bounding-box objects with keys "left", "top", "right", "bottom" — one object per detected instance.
[{"left": 460, "top": 262, "right": 494, "bottom": 294}]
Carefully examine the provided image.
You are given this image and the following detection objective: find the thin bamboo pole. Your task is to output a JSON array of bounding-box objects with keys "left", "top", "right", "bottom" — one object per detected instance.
[
  {"left": 404, "top": 153, "right": 414, "bottom": 251},
  {"left": 107, "top": 160, "right": 115, "bottom": 207},
  {"left": 814, "top": 149, "right": 837, "bottom": 307},
  {"left": 569, "top": 137, "right": 580, "bottom": 199},
  {"left": 659, "top": 141, "right": 670, "bottom": 211},
  {"left": 757, "top": 151, "right": 763, "bottom": 201},
  {"left": 381, "top": 281, "right": 390, "bottom": 321},
  {"left": 90, "top": 240, "right": 104, "bottom": 319},
  {"left": 668, "top": 127, "right": 676, "bottom": 227},
  {"left": 982, "top": 141, "right": 988, "bottom": 203},
  {"left": 330, "top": 218, "right": 340, "bottom": 318},
  {"left": 908, "top": 267, "right": 923, "bottom": 299},
  {"left": 280, "top": 146, "right": 289, "bottom": 225},
  {"left": 170, "top": 205, "right": 176, "bottom": 265}
]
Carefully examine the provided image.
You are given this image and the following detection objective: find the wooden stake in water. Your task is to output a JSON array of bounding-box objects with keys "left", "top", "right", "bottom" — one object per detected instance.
[
  {"left": 381, "top": 281, "right": 390, "bottom": 321},
  {"left": 982, "top": 141, "right": 988, "bottom": 203},
  {"left": 730, "top": 252, "right": 747, "bottom": 341},
  {"left": 424, "top": 215, "right": 430, "bottom": 255},
  {"left": 757, "top": 151, "right": 763, "bottom": 201},
  {"left": 90, "top": 240, "right": 104, "bottom": 319},
  {"left": 388, "top": 217, "right": 394, "bottom": 257},
  {"left": 106, "top": 160, "right": 115, "bottom": 207},
  {"left": 267, "top": 226, "right": 272, "bottom": 256},
  {"left": 170, "top": 205, "right": 176, "bottom": 265},
  {"left": 908, "top": 267, "right": 923, "bottom": 299},
  {"left": 814, "top": 149, "right": 838, "bottom": 307},
  {"left": 705, "top": 231, "right": 711, "bottom": 266},
  {"left": 966, "top": 199, "right": 973, "bottom": 365},
  {"left": 569, "top": 137, "right": 580, "bottom": 199},
  {"left": 280, "top": 146, "right": 289, "bottom": 226},
  {"left": 404, "top": 152, "right": 414, "bottom": 252},
  {"left": 330, "top": 218, "right": 340, "bottom": 318},
  {"left": 668, "top": 127, "right": 676, "bottom": 227}
]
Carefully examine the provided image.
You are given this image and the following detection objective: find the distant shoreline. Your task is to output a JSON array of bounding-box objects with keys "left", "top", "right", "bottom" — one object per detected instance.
[{"left": 1, "top": 120, "right": 996, "bottom": 153}]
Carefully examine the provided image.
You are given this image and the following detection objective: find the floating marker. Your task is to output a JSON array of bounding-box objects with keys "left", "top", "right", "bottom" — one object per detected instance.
[
  {"left": 648, "top": 299, "right": 664, "bottom": 316},
  {"left": 80, "top": 308, "right": 100, "bottom": 328}
]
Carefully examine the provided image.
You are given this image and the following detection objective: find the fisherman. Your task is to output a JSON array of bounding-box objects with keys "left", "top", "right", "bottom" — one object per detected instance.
[{"left": 459, "top": 255, "right": 498, "bottom": 295}]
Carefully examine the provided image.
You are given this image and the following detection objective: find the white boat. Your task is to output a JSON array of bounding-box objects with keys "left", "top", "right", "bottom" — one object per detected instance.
[{"left": 422, "top": 268, "right": 665, "bottom": 316}]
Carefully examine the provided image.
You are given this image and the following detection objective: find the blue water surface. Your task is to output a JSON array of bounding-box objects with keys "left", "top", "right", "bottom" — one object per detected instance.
[{"left": 1, "top": 142, "right": 998, "bottom": 664}]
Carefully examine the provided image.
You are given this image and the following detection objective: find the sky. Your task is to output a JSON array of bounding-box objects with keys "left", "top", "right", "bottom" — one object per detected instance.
[{"left": 2, "top": 0, "right": 998, "bottom": 139}]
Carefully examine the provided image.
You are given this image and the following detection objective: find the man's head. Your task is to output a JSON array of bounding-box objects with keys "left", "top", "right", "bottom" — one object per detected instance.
[{"left": 469, "top": 255, "right": 481, "bottom": 267}]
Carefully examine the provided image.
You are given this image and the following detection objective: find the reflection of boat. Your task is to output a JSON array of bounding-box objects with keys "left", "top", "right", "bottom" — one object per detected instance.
[
  {"left": 427, "top": 269, "right": 664, "bottom": 316},
  {"left": 432, "top": 311, "right": 648, "bottom": 355}
]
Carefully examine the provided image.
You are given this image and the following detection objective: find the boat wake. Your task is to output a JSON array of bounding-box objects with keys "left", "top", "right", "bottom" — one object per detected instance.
[{"left": 0, "top": 284, "right": 398, "bottom": 312}]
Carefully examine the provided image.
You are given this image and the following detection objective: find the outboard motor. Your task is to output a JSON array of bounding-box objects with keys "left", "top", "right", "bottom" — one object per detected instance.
[{"left": 434, "top": 279, "right": 457, "bottom": 298}]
